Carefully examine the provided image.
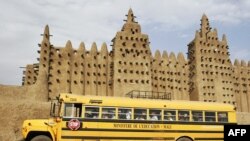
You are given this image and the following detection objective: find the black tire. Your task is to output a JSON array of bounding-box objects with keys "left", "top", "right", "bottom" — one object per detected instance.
[
  {"left": 31, "top": 135, "right": 52, "bottom": 141},
  {"left": 177, "top": 137, "right": 193, "bottom": 141}
]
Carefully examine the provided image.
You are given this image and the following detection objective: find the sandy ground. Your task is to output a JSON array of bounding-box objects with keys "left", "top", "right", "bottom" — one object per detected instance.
[
  {"left": 0, "top": 81, "right": 50, "bottom": 141},
  {"left": 0, "top": 99, "right": 50, "bottom": 141}
]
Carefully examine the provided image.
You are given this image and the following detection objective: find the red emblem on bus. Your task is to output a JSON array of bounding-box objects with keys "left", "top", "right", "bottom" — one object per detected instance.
[{"left": 67, "top": 119, "right": 81, "bottom": 131}]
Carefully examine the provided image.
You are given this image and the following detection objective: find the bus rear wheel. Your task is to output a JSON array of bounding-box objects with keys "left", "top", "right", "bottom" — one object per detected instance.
[
  {"left": 31, "top": 135, "right": 52, "bottom": 141},
  {"left": 177, "top": 137, "right": 192, "bottom": 141}
]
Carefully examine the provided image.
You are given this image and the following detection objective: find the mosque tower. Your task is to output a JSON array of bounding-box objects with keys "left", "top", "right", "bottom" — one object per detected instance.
[
  {"left": 111, "top": 8, "right": 152, "bottom": 96},
  {"left": 188, "top": 14, "right": 236, "bottom": 106}
]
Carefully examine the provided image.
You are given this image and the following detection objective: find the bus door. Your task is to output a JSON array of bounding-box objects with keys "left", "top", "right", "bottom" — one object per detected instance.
[{"left": 61, "top": 103, "right": 83, "bottom": 140}]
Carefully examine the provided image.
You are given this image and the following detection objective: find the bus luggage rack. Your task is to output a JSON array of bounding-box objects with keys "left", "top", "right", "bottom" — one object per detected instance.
[{"left": 125, "top": 90, "right": 171, "bottom": 100}]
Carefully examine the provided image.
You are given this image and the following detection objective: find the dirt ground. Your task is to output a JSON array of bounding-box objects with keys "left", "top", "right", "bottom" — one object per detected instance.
[
  {"left": 0, "top": 88, "right": 50, "bottom": 141},
  {"left": 0, "top": 100, "right": 50, "bottom": 141}
]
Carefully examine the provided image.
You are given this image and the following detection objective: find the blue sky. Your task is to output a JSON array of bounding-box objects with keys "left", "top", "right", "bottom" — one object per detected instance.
[{"left": 0, "top": 0, "right": 250, "bottom": 85}]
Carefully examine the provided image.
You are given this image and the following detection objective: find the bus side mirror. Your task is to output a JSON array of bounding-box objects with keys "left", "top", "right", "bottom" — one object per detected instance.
[
  {"left": 52, "top": 103, "right": 56, "bottom": 115},
  {"left": 50, "top": 102, "right": 55, "bottom": 117},
  {"left": 50, "top": 100, "right": 58, "bottom": 117}
]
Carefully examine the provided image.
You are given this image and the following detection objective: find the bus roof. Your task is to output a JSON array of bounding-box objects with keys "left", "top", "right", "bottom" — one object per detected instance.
[{"left": 59, "top": 93, "right": 235, "bottom": 112}]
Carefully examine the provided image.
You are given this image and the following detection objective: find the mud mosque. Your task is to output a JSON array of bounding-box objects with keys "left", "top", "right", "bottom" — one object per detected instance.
[{"left": 21, "top": 9, "right": 250, "bottom": 112}]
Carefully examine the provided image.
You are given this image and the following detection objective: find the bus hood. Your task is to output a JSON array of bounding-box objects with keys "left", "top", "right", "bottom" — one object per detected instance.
[
  {"left": 23, "top": 119, "right": 56, "bottom": 127},
  {"left": 22, "top": 119, "right": 57, "bottom": 137}
]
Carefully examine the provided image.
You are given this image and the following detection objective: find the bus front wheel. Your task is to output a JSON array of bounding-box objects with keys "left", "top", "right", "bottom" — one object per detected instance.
[
  {"left": 177, "top": 137, "right": 193, "bottom": 141},
  {"left": 31, "top": 135, "right": 52, "bottom": 141}
]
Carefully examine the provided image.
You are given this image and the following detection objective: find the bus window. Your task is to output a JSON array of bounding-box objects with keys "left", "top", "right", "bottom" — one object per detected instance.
[
  {"left": 102, "top": 107, "right": 116, "bottom": 119},
  {"left": 85, "top": 106, "right": 99, "bottom": 119},
  {"left": 192, "top": 111, "right": 203, "bottom": 122},
  {"left": 178, "top": 111, "right": 189, "bottom": 121},
  {"left": 64, "top": 103, "right": 82, "bottom": 118},
  {"left": 205, "top": 112, "right": 216, "bottom": 122},
  {"left": 218, "top": 112, "right": 228, "bottom": 122},
  {"left": 134, "top": 109, "right": 146, "bottom": 120},
  {"left": 164, "top": 110, "right": 176, "bottom": 121},
  {"left": 149, "top": 109, "right": 161, "bottom": 120},
  {"left": 118, "top": 108, "right": 132, "bottom": 120}
]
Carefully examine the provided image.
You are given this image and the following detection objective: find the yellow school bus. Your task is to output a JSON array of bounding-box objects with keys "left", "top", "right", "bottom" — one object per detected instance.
[{"left": 22, "top": 93, "right": 237, "bottom": 141}]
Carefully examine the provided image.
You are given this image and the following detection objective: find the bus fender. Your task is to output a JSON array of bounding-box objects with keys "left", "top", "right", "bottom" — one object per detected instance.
[
  {"left": 27, "top": 128, "right": 55, "bottom": 141},
  {"left": 47, "top": 128, "right": 55, "bottom": 141}
]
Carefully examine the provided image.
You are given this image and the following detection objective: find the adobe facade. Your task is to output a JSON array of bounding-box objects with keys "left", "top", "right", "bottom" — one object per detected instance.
[{"left": 21, "top": 9, "right": 250, "bottom": 112}]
